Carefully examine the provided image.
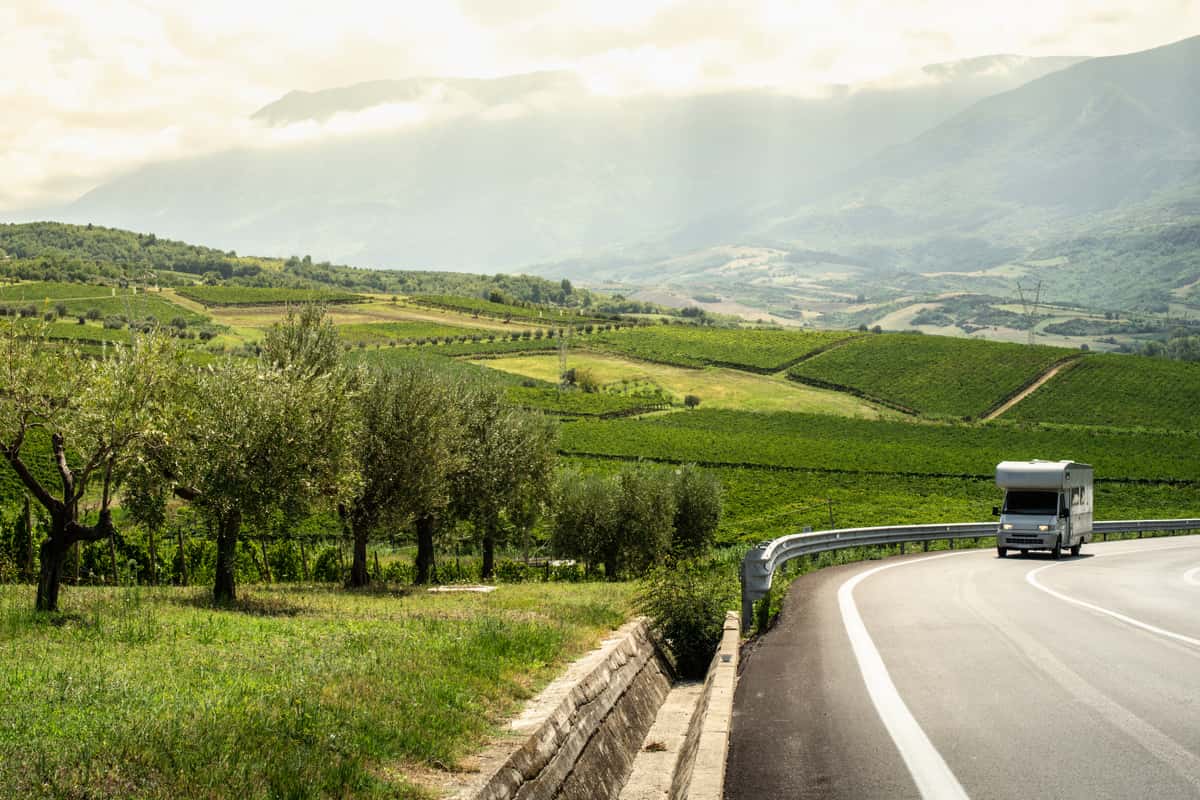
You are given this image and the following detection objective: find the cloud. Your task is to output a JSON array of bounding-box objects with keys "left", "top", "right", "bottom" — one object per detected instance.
[{"left": 1, "top": 0, "right": 1198, "bottom": 211}]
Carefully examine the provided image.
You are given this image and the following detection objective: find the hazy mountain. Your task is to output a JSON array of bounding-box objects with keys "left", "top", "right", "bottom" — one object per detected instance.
[
  {"left": 750, "top": 35, "right": 1200, "bottom": 306},
  {"left": 57, "top": 56, "right": 1083, "bottom": 271}
]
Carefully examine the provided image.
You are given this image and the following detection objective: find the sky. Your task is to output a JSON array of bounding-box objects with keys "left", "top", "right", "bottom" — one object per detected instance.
[{"left": 2, "top": 0, "right": 1198, "bottom": 212}]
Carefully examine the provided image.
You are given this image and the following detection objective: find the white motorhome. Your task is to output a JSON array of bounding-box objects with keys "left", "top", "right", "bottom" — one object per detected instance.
[{"left": 994, "top": 460, "right": 1093, "bottom": 559}]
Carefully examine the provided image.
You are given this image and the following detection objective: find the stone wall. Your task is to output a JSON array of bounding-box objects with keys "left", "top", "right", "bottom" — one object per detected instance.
[{"left": 451, "top": 619, "right": 673, "bottom": 800}]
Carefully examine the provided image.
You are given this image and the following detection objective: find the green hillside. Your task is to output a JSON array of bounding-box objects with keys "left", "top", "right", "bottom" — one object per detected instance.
[
  {"left": 788, "top": 334, "right": 1074, "bottom": 418},
  {"left": 588, "top": 326, "right": 856, "bottom": 372},
  {"left": 1007, "top": 354, "right": 1200, "bottom": 431},
  {"left": 561, "top": 409, "right": 1200, "bottom": 483}
]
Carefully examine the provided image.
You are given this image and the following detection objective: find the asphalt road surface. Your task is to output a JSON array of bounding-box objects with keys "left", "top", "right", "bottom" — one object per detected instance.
[{"left": 726, "top": 535, "right": 1200, "bottom": 800}]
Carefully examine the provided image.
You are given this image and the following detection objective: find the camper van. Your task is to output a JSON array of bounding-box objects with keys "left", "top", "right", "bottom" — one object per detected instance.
[{"left": 994, "top": 460, "right": 1093, "bottom": 558}]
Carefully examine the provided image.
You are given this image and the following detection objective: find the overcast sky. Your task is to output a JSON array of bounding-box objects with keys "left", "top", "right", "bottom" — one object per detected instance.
[{"left": 3, "top": 0, "right": 1198, "bottom": 212}]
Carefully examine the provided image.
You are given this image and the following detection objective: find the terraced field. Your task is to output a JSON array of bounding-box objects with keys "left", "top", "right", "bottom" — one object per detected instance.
[
  {"left": 788, "top": 333, "right": 1075, "bottom": 418},
  {"left": 588, "top": 326, "right": 855, "bottom": 372},
  {"left": 1006, "top": 354, "right": 1200, "bottom": 431}
]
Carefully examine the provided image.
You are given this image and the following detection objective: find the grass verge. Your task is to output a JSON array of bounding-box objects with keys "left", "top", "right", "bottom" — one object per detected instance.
[{"left": 0, "top": 581, "right": 632, "bottom": 799}]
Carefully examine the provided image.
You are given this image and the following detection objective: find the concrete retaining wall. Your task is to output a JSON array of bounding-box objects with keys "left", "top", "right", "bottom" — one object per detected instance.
[
  {"left": 450, "top": 619, "right": 672, "bottom": 800},
  {"left": 683, "top": 612, "right": 740, "bottom": 800},
  {"left": 620, "top": 611, "right": 742, "bottom": 800}
]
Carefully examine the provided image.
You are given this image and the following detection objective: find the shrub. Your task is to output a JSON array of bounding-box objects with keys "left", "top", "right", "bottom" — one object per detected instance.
[
  {"left": 637, "top": 559, "right": 735, "bottom": 678},
  {"left": 53, "top": 302, "right": 68, "bottom": 317},
  {"left": 169, "top": 316, "right": 188, "bottom": 330},
  {"left": 311, "top": 545, "right": 344, "bottom": 583},
  {"left": 85, "top": 308, "right": 102, "bottom": 320},
  {"left": 684, "top": 394, "right": 701, "bottom": 409}
]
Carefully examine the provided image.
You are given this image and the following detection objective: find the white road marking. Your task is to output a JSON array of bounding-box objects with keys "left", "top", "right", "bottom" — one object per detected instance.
[
  {"left": 839, "top": 553, "right": 971, "bottom": 800},
  {"left": 1026, "top": 543, "right": 1200, "bottom": 650},
  {"left": 1184, "top": 566, "right": 1200, "bottom": 587}
]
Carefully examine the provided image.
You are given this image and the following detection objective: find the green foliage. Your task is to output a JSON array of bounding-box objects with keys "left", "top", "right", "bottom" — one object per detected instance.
[
  {"left": 788, "top": 333, "right": 1074, "bottom": 417},
  {"left": 637, "top": 558, "right": 736, "bottom": 678},
  {"left": 1006, "top": 354, "right": 1200, "bottom": 431},
  {"left": 177, "top": 286, "right": 364, "bottom": 306},
  {"left": 312, "top": 545, "right": 345, "bottom": 583},
  {"left": 589, "top": 326, "right": 855, "bottom": 372},
  {"left": 671, "top": 465, "right": 722, "bottom": 556}
]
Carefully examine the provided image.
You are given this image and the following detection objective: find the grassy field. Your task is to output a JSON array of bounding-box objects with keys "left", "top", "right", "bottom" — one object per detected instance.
[
  {"left": 0, "top": 582, "right": 632, "bottom": 800},
  {"left": 587, "top": 326, "right": 855, "bottom": 371},
  {"left": 788, "top": 334, "right": 1075, "bottom": 418},
  {"left": 1006, "top": 354, "right": 1200, "bottom": 431},
  {"left": 475, "top": 352, "right": 886, "bottom": 416}
]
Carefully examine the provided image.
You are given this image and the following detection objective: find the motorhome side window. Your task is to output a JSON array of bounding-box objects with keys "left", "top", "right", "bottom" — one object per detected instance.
[{"left": 1004, "top": 490, "right": 1058, "bottom": 514}]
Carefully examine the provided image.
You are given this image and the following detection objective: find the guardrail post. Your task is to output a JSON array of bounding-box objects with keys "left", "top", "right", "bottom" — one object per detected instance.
[
  {"left": 899, "top": 542, "right": 906, "bottom": 554},
  {"left": 923, "top": 540, "right": 930, "bottom": 552},
  {"left": 740, "top": 544, "right": 773, "bottom": 631}
]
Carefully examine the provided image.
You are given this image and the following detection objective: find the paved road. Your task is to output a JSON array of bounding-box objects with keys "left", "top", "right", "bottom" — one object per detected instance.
[{"left": 726, "top": 535, "right": 1200, "bottom": 799}]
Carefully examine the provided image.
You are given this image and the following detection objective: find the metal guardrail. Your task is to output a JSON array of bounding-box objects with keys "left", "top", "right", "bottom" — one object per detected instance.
[{"left": 740, "top": 518, "right": 1200, "bottom": 629}]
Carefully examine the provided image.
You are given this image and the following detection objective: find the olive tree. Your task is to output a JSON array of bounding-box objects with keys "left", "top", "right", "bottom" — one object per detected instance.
[
  {"left": 670, "top": 464, "right": 722, "bottom": 556},
  {"left": 338, "top": 363, "right": 470, "bottom": 587},
  {"left": 453, "top": 390, "right": 558, "bottom": 579},
  {"left": 0, "top": 320, "right": 181, "bottom": 610},
  {"left": 152, "top": 307, "right": 357, "bottom": 603}
]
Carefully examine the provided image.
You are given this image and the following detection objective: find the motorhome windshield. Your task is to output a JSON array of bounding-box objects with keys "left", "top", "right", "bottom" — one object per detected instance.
[{"left": 1004, "top": 490, "right": 1059, "bottom": 515}]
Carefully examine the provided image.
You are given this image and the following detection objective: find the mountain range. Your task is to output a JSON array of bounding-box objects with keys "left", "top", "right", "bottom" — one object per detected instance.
[{"left": 25, "top": 36, "right": 1200, "bottom": 312}]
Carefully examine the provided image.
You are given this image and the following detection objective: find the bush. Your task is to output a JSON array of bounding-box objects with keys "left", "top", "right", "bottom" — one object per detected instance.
[
  {"left": 85, "top": 308, "right": 102, "bottom": 321},
  {"left": 684, "top": 394, "right": 701, "bottom": 409},
  {"left": 311, "top": 545, "right": 344, "bottom": 583},
  {"left": 637, "top": 559, "right": 735, "bottom": 678}
]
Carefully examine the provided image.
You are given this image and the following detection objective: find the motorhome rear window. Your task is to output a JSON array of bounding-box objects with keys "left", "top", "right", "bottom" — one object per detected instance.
[{"left": 1004, "top": 491, "right": 1058, "bottom": 515}]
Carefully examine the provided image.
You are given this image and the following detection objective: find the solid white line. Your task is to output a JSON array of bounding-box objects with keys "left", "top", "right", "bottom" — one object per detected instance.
[
  {"left": 839, "top": 553, "right": 971, "bottom": 800},
  {"left": 1026, "top": 549, "right": 1200, "bottom": 650},
  {"left": 1184, "top": 567, "right": 1200, "bottom": 587}
]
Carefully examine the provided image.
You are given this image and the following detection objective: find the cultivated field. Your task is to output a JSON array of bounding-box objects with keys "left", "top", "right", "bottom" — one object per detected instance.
[
  {"left": 476, "top": 352, "right": 886, "bottom": 416},
  {"left": 788, "top": 333, "right": 1074, "bottom": 418}
]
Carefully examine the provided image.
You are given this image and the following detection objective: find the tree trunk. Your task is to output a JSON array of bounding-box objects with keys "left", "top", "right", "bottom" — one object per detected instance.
[
  {"left": 36, "top": 532, "right": 69, "bottom": 612},
  {"left": 148, "top": 528, "right": 157, "bottom": 586},
  {"left": 108, "top": 531, "right": 119, "bottom": 584},
  {"left": 259, "top": 539, "right": 273, "bottom": 583},
  {"left": 481, "top": 520, "right": 497, "bottom": 580},
  {"left": 299, "top": 540, "right": 309, "bottom": 581},
  {"left": 415, "top": 515, "right": 436, "bottom": 585},
  {"left": 176, "top": 526, "right": 189, "bottom": 586},
  {"left": 20, "top": 495, "right": 33, "bottom": 581},
  {"left": 349, "top": 521, "right": 370, "bottom": 588},
  {"left": 213, "top": 512, "right": 241, "bottom": 605}
]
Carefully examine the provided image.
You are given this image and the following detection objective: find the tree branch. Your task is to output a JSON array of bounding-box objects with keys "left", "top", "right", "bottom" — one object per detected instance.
[
  {"left": 173, "top": 485, "right": 199, "bottom": 502},
  {"left": 65, "top": 509, "right": 116, "bottom": 544},
  {"left": 2, "top": 447, "right": 61, "bottom": 514},
  {"left": 51, "top": 432, "right": 74, "bottom": 504}
]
